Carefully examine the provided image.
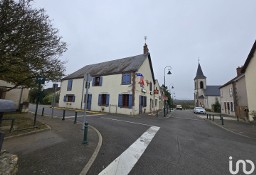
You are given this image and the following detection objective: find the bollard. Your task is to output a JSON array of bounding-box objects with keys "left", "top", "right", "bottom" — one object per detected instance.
[
  {"left": 213, "top": 115, "right": 214, "bottom": 121},
  {"left": 82, "top": 121, "right": 88, "bottom": 144},
  {"left": 209, "top": 115, "right": 211, "bottom": 120},
  {"left": 74, "top": 111, "right": 78, "bottom": 124},
  {"left": 221, "top": 116, "right": 224, "bottom": 125},
  {"left": 237, "top": 116, "right": 239, "bottom": 122},
  {"left": 207, "top": 114, "right": 208, "bottom": 119},
  {"left": 0, "top": 132, "right": 4, "bottom": 152},
  {"left": 62, "top": 110, "right": 65, "bottom": 120},
  {"left": 41, "top": 107, "right": 44, "bottom": 116}
]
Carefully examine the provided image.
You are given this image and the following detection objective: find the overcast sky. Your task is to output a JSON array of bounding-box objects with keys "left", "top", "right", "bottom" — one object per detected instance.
[{"left": 33, "top": 0, "right": 256, "bottom": 100}]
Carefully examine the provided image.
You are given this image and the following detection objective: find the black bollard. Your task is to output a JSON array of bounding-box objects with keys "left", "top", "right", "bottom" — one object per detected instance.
[
  {"left": 213, "top": 115, "right": 214, "bottom": 121},
  {"left": 207, "top": 114, "right": 208, "bottom": 119},
  {"left": 41, "top": 107, "right": 44, "bottom": 116},
  {"left": 62, "top": 110, "right": 65, "bottom": 120},
  {"left": 74, "top": 111, "right": 77, "bottom": 124},
  {"left": 221, "top": 116, "right": 224, "bottom": 125},
  {"left": 82, "top": 121, "right": 88, "bottom": 144}
]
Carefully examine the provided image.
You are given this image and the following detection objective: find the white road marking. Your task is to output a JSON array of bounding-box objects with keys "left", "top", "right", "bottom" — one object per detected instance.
[
  {"left": 64, "top": 114, "right": 102, "bottom": 119},
  {"left": 102, "top": 117, "right": 153, "bottom": 127},
  {"left": 99, "top": 126, "right": 160, "bottom": 175}
]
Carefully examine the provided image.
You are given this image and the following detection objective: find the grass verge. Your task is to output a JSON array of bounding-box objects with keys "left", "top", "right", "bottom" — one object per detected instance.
[{"left": 0, "top": 112, "right": 48, "bottom": 137}]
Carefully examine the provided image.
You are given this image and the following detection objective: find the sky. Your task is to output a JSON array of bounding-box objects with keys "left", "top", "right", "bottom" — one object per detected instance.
[{"left": 33, "top": 0, "right": 256, "bottom": 100}]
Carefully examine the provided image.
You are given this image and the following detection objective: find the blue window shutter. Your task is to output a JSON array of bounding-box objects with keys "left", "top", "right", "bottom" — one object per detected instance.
[
  {"left": 129, "top": 94, "right": 133, "bottom": 109},
  {"left": 99, "top": 77, "right": 103, "bottom": 86},
  {"left": 106, "top": 94, "right": 110, "bottom": 107},
  {"left": 127, "top": 74, "right": 131, "bottom": 84},
  {"left": 118, "top": 94, "right": 123, "bottom": 107},
  {"left": 67, "top": 80, "right": 72, "bottom": 91},
  {"left": 72, "top": 96, "right": 75, "bottom": 102},
  {"left": 88, "top": 94, "right": 92, "bottom": 110},
  {"left": 122, "top": 74, "right": 125, "bottom": 84},
  {"left": 92, "top": 77, "right": 95, "bottom": 86},
  {"left": 64, "top": 96, "right": 66, "bottom": 102},
  {"left": 98, "top": 94, "right": 102, "bottom": 106}
]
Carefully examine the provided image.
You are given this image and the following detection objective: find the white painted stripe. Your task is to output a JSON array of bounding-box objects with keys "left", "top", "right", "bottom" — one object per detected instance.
[
  {"left": 99, "top": 126, "right": 160, "bottom": 175},
  {"left": 102, "top": 117, "right": 153, "bottom": 127},
  {"left": 63, "top": 114, "right": 102, "bottom": 119}
]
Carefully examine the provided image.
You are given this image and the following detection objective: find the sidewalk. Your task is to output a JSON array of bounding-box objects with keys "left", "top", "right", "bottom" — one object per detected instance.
[
  {"left": 2, "top": 116, "right": 101, "bottom": 175},
  {"left": 197, "top": 114, "right": 256, "bottom": 139}
]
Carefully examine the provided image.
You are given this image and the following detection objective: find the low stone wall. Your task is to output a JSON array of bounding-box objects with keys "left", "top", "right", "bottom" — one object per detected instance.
[{"left": 0, "top": 150, "right": 18, "bottom": 175}]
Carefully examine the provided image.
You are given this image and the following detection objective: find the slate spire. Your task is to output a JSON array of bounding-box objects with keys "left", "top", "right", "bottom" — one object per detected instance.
[{"left": 194, "top": 63, "right": 206, "bottom": 80}]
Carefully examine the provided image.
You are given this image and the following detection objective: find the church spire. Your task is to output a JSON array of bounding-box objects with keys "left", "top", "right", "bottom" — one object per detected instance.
[{"left": 194, "top": 63, "right": 206, "bottom": 80}]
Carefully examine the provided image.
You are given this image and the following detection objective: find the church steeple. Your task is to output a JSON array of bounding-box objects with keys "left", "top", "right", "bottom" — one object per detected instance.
[{"left": 194, "top": 63, "right": 206, "bottom": 80}]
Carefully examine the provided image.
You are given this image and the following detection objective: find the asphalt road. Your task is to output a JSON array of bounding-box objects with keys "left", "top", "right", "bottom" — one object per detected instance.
[{"left": 29, "top": 104, "right": 256, "bottom": 175}]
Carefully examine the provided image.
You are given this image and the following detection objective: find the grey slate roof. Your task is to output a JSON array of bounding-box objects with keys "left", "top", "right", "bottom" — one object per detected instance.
[
  {"left": 194, "top": 63, "right": 206, "bottom": 80},
  {"left": 63, "top": 54, "right": 149, "bottom": 80},
  {"left": 205, "top": 86, "right": 221, "bottom": 96}
]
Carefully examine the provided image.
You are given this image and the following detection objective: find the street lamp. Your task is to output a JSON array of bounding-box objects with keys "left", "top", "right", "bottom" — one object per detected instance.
[{"left": 164, "top": 66, "right": 172, "bottom": 117}]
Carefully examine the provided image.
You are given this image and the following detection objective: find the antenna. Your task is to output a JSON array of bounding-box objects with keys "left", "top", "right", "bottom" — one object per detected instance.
[{"left": 144, "top": 36, "right": 147, "bottom": 43}]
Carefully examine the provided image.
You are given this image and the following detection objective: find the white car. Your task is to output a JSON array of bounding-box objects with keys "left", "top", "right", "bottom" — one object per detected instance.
[{"left": 193, "top": 107, "right": 206, "bottom": 114}]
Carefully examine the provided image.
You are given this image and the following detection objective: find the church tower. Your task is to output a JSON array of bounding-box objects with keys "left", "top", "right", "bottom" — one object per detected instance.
[{"left": 194, "top": 63, "right": 206, "bottom": 107}]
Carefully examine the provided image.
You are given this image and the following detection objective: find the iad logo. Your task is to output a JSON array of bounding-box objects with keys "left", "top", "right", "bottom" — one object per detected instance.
[{"left": 229, "top": 156, "right": 255, "bottom": 175}]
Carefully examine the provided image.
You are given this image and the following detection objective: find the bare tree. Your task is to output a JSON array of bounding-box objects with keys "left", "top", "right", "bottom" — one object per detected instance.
[{"left": 0, "top": 0, "right": 67, "bottom": 91}]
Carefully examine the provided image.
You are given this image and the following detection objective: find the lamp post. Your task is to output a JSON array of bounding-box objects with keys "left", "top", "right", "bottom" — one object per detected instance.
[
  {"left": 34, "top": 76, "right": 45, "bottom": 127},
  {"left": 164, "top": 66, "right": 172, "bottom": 117}
]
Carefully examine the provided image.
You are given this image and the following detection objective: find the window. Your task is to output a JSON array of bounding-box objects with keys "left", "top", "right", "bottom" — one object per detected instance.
[
  {"left": 93, "top": 76, "right": 102, "bottom": 86},
  {"left": 229, "top": 88, "right": 233, "bottom": 97},
  {"left": 67, "top": 80, "right": 73, "bottom": 91},
  {"left": 149, "top": 82, "right": 152, "bottom": 91},
  {"left": 118, "top": 94, "right": 133, "bottom": 108},
  {"left": 200, "top": 81, "right": 204, "bottom": 89},
  {"left": 98, "top": 94, "right": 109, "bottom": 106},
  {"left": 64, "top": 94, "right": 75, "bottom": 102},
  {"left": 122, "top": 73, "right": 131, "bottom": 85},
  {"left": 142, "top": 96, "right": 147, "bottom": 107},
  {"left": 230, "top": 102, "right": 234, "bottom": 112}
]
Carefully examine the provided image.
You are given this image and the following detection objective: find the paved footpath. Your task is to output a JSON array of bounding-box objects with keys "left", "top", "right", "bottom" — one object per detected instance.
[
  {"left": 3, "top": 116, "right": 100, "bottom": 175},
  {"left": 196, "top": 113, "right": 256, "bottom": 139}
]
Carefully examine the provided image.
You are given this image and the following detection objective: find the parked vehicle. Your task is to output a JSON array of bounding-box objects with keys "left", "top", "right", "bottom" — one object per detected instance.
[
  {"left": 193, "top": 107, "right": 206, "bottom": 114},
  {"left": 176, "top": 105, "right": 182, "bottom": 110}
]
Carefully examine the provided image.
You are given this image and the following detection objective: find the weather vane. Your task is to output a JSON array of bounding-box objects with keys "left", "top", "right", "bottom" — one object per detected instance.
[
  {"left": 198, "top": 57, "right": 200, "bottom": 64},
  {"left": 144, "top": 36, "right": 147, "bottom": 43}
]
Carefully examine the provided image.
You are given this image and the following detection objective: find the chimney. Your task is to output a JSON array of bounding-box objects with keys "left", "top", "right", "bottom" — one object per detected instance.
[
  {"left": 143, "top": 43, "right": 149, "bottom": 54},
  {"left": 236, "top": 66, "right": 242, "bottom": 76}
]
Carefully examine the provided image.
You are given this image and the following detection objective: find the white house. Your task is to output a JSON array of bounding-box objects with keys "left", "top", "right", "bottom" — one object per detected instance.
[
  {"left": 241, "top": 40, "right": 256, "bottom": 121},
  {"left": 59, "top": 44, "right": 162, "bottom": 115},
  {"left": 220, "top": 67, "right": 248, "bottom": 119},
  {"left": 194, "top": 63, "right": 220, "bottom": 110},
  {"left": 0, "top": 80, "right": 29, "bottom": 111}
]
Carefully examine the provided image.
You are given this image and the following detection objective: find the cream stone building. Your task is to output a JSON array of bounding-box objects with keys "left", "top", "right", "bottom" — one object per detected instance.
[
  {"left": 220, "top": 67, "right": 248, "bottom": 119},
  {"left": 0, "top": 80, "right": 29, "bottom": 111},
  {"left": 59, "top": 44, "right": 163, "bottom": 115},
  {"left": 194, "top": 63, "right": 220, "bottom": 110},
  {"left": 241, "top": 40, "right": 256, "bottom": 121}
]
